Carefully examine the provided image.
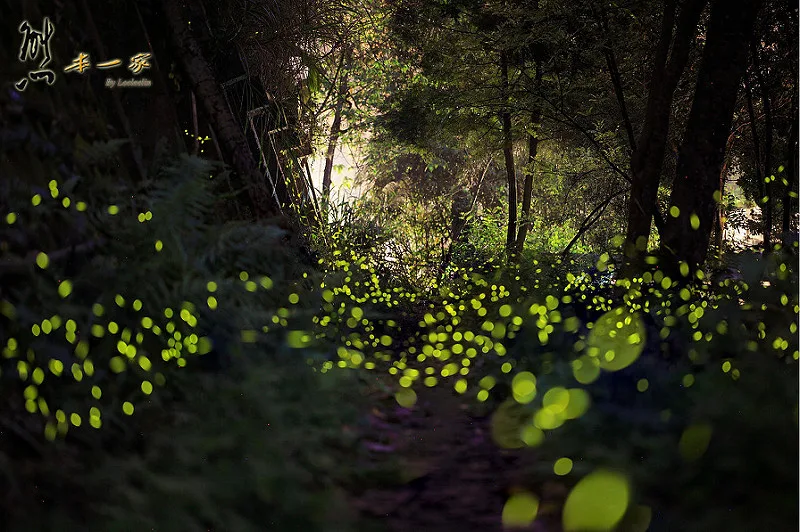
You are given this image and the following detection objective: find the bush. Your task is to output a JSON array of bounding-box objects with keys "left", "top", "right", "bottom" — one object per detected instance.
[{"left": 0, "top": 141, "right": 388, "bottom": 531}]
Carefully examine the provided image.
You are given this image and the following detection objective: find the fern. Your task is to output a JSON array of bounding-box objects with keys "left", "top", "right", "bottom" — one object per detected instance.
[{"left": 73, "top": 137, "right": 131, "bottom": 167}]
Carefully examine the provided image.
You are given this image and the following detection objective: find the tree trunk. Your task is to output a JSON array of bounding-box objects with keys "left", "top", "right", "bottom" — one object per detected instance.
[
  {"left": 714, "top": 132, "right": 736, "bottom": 256},
  {"left": 322, "top": 48, "right": 351, "bottom": 221},
  {"left": 744, "top": 71, "right": 765, "bottom": 193},
  {"left": 661, "top": 0, "right": 764, "bottom": 270},
  {"left": 594, "top": 3, "right": 636, "bottom": 153},
  {"left": 162, "top": 0, "right": 275, "bottom": 218},
  {"left": 743, "top": 69, "right": 769, "bottom": 252},
  {"left": 515, "top": 125, "right": 539, "bottom": 255},
  {"left": 515, "top": 60, "right": 543, "bottom": 257},
  {"left": 500, "top": 50, "right": 518, "bottom": 262},
  {"left": 441, "top": 187, "right": 473, "bottom": 275},
  {"left": 751, "top": 36, "right": 774, "bottom": 250},
  {"left": 784, "top": 88, "right": 798, "bottom": 232},
  {"left": 623, "top": 0, "right": 707, "bottom": 266}
]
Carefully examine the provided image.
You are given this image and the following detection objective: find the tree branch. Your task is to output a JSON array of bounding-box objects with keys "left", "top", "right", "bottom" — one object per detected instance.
[
  {"left": 540, "top": 93, "right": 631, "bottom": 184},
  {"left": 562, "top": 188, "right": 630, "bottom": 256},
  {"left": 592, "top": 2, "right": 637, "bottom": 152}
]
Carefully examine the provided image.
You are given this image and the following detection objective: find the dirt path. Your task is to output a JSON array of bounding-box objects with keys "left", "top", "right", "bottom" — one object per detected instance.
[{"left": 352, "top": 385, "right": 565, "bottom": 532}]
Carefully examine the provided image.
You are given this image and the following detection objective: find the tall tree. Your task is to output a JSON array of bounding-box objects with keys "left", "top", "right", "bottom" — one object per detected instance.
[
  {"left": 623, "top": 0, "right": 707, "bottom": 262},
  {"left": 784, "top": 87, "right": 798, "bottom": 232},
  {"left": 321, "top": 46, "right": 352, "bottom": 219},
  {"left": 500, "top": 49, "right": 518, "bottom": 260},
  {"left": 783, "top": 2, "right": 799, "bottom": 233},
  {"left": 515, "top": 63, "right": 543, "bottom": 256},
  {"left": 661, "top": 0, "right": 764, "bottom": 268},
  {"left": 750, "top": 34, "right": 776, "bottom": 249},
  {"left": 162, "top": 0, "right": 277, "bottom": 217}
]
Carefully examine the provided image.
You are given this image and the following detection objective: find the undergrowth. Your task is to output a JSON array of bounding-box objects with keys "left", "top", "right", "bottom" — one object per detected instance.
[{"left": 0, "top": 96, "right": 797, "bottom": 531}]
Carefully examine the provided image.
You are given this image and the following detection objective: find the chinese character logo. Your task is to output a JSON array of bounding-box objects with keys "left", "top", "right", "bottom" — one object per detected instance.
[
  {"left": 14, "top": 16, "right": 154, "bottom": 90},
  {"left": 64, "top": 52, "right": 92, "bottom": 74},
  {"left": 97, "top": 59, "right": 123, "bottom": 69},
  {"left": 128, "top": 53, "right": 152, "bottom": 75},
  {"left": 15, "top": 17, "right": 56, "bottom": 91}
]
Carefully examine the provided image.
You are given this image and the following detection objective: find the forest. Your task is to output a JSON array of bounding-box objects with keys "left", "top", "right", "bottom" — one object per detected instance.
[{"left": 0, "top": 0, "right": 797, "bottom": 530}]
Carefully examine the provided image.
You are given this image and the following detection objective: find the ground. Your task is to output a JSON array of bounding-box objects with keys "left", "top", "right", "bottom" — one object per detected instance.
[{"left": 352, "top": 383, "right": 566, "bottom": 532}]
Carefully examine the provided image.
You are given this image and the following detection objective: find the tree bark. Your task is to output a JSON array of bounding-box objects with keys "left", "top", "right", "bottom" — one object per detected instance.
[
  {"left": 605, "top": 45, "right": 636, "bottom": 154},
  {"left": 162, "top": 0, "right": 275, "bottom": 218},
  {"left": 623, "top": 0, "right": 707, "bottom": 265},
  {"left": 661, "top": 0, "right": 764, "bottom": 270},
  {"left": 322, "top": 47, "right": 351, "bottom": 220},
  {"left": 744, "top": 69, "right": 767, "bottom": 245},
  {"left": 714, "top": 131, "right": 737, "bottom": 256},
  {"left": 783, "top": 7, "right": 799, "bottom": 234},
  {"left": 751, "top": 35, "right": 774, "bottom": 250},
  {"left": 784, "top": 88, "right": 798, "bottom": 232},
  {"left": 594, "top": 3, "right": 637, "bottom": 153},
  {"left": 514, "top": 123, "right": 539, "bottom": 255},
  {"left": 500, "top": 50, "right": 518, "bottom": 261},
  {"left": 441, "top": 187, "right": 473, "bottom": 273},
  {"left": 515, "top": 59, "right": 543, "bottom": 256}
]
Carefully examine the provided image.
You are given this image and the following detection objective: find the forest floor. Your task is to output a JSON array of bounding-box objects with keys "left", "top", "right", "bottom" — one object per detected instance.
[{"left": 350, "top": 382, "right": 565, "bottom": 532}]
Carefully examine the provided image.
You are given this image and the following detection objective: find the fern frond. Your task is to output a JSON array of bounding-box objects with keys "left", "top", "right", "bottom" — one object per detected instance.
[{"left": 74, "top": 138, "right": 130, "bottom": 166}]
